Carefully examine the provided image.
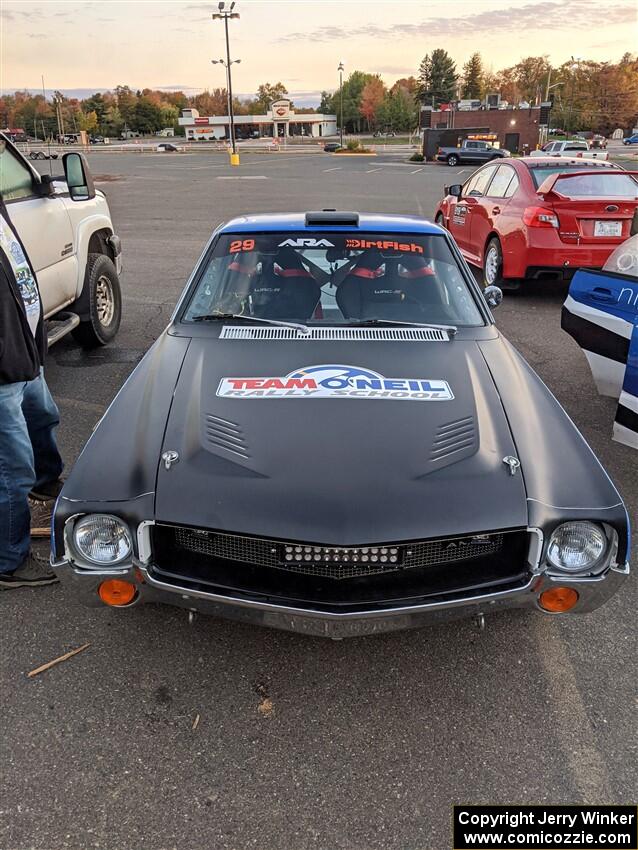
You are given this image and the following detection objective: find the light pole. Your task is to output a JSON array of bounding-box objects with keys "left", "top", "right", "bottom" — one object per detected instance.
[
  {"left": 568, "top": 56, "right": 581, "bottom": 137},
  {"left": 211, "top": 58, "right": 241, "bottom": 138},
  {"left": 338, "top": 60, "right": 345, "bottom": 147},
  {"left": 212, "top": 2, "right": 240, "bottom": 161}
]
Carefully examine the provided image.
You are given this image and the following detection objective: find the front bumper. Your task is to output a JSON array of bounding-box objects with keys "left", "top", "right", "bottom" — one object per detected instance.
[{"left": 51, "top": 556, "right": 630, "bottom": 639}]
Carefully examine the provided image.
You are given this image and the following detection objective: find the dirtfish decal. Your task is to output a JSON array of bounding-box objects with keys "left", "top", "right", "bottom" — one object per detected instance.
[{"left": 217, "top": 365, "right": 454, "bottom": 401}]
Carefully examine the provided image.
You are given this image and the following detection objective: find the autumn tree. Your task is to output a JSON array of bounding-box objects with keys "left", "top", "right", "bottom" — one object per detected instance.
[
  {"left": 462, "top": 53, "right": 483, "bottom": 99},
  {"left": 359, "top": 77, "right": 386, "bottom": 130}
]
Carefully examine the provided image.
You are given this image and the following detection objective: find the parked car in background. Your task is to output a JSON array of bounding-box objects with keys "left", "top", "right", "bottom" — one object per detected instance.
[
  {"left": 623, "top": 134, "right": 638, "bottom": 145},
  {"left": 436, "top": 140, "right": 510, "bottom": 166},
  {"left": 0, "top": 132, "right": 123, "bottom": 348},
  {"left": 157, "top": 143, "right": 179, "bottom": 152},
  {"left": 28, "top": 149, "right": 58, "bottom": 160},
  {"left": 530, "top": 139, "right": 609, "bottom": 161},
  {"left": 51, "top": 211, "right": 630, "bottom": 636},
  {"left": 434, "top": 157, "right": 638, "bottom": 287},
  {"left": 324, "top": 142, "right": 342, "bottom": 152}
]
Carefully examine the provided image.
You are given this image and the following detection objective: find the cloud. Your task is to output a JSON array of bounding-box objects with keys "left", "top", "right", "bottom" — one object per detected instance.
[
  {"left": 374, "top": 65, "right": 416, "bottom": 75},
  {"left": 277, "top": 0, "right": 636, "bottom": 43}
]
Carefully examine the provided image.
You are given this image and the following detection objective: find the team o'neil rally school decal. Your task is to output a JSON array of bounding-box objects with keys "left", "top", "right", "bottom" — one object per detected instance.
[{"left": 217, "top": 365, "right": 454, "bottom": 401}]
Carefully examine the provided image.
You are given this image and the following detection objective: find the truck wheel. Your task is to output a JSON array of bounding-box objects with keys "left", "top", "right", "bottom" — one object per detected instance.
[
  {"left": 72, "top": 253, "right": 122, "bottom": 348},
  {"left": 483, "top": 238, "right": 504, "bottom": 287},
  {"left": 447, "top": 154, "right": 459, "bottom": 166},
  {"left": 435, "top": 213, "right": 446, "bottom": 229}
]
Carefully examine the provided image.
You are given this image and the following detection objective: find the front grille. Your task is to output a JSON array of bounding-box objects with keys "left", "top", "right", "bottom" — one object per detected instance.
[
  {"left": 172, "top": 527, "right": 503, "bottom": 580},
  {"left": 152, "top": 524, "right": 529, "bottom": 608}
]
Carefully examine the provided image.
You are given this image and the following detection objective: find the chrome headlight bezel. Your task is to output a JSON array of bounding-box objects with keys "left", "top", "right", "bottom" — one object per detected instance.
[
  {"left": 71, "top": 514, "right": 133, "bottom": 567},
  {"left": 546, "top": 521, "right": 609, "bottom": 574}
]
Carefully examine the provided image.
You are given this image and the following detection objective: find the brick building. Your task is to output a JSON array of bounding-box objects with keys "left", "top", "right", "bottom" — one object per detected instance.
[{"left": 421, "top": 107, "right": 544, "bottom": 155}]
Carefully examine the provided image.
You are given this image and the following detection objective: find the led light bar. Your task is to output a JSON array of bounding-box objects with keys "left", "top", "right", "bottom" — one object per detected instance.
[{"left": 282, "top": 545, "right": 400, "bottom": 565}]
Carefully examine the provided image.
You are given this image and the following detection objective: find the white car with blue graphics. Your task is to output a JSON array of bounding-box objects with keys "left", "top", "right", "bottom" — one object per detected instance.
[{"left": 562, "top": 234, "right": 638, "bottom": 449}]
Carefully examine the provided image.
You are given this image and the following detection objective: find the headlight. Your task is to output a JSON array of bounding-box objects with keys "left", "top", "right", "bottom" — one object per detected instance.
[
  {"left": 73, "top": 514, "right": 133, "bottom": 566},
  {"left": 547, "top": 522, "right": 607, "bottom": 573}
]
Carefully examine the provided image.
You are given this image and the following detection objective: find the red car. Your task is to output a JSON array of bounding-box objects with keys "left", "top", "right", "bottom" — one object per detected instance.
[{"left": 434, "top": 157, "right": 638, "bottom": 287}]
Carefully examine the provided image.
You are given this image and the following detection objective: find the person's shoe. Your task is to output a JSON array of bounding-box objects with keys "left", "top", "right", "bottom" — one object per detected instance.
[
  {"left": 29, "top": 478, "right": 65, "bottom": 502},
  {"left": 0, "top": 551, "right": 59, "bottom": 589}
]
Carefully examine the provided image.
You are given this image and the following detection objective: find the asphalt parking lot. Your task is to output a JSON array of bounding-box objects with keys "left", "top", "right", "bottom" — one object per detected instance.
[{"left": 3, "top": 151, "right": 637, "bottom": 850}]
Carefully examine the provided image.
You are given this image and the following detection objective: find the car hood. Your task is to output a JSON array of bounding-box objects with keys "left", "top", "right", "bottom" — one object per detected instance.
[{"left": 154, "top": 334, "right": 528, "bottom": 544}]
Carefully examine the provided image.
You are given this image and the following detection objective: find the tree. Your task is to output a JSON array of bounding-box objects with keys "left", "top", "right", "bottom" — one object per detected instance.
[
  {"left": 83, "top": 92, "right": 106, "bottom": 124},
  {"left": 78, "top": 110, "right": 98, "bottom": 133},
  {"left": 462, "top": 53, "right": 483, "bottom": 99},
  {"left": 377, "top": 86, "right": 418, "bottom": 132},
  {"left": 417, "top": 50, "right": 457, "bottom": 107},
  {"left": 318, "top": 91, "right": 334, "bottom": 113},
  {"left": 193, "top": 88, "right": 229, "bottom": 115},
  {"left": 337, "top": 70, "right": 377, "bottom": 132},
  {"left": 359, "top": 77, "right": 386, "bottom": 130},
  {"left": 115, "top": 85, "right": 136, "bottom": 125},
  {"left": 251, "top": 82, "right": 289, "bottom": 113},
  {"left": 131, "top": 96, "right": 163, "bottom": 134}
]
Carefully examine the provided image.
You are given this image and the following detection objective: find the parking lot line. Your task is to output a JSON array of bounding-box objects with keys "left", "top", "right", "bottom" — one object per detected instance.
[
  {"left": 217, "top": 175, "right": 268, "bottom": 180},
  {"left": 323, "top": 167, "right": 342, "bottom": 172},
  {"left": 411, "top": 168, "right": 424, "bottom": 174},
  {"left": 366, "top": 168, "right": 382, "bottom": 173}
]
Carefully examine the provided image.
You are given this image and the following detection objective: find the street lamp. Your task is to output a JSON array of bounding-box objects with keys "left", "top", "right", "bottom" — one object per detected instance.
[
  {"left": 568, "top": 56, "right": 581, "bottom": 136},
  {"left": 211, "top": 58, "right": 241, "bottom": 134},
  {"left": 212, "top": 2, "right": 240, "bottom": 159},
  {"left": 337, "top": 60, "right": 345, "bottom": 148}
]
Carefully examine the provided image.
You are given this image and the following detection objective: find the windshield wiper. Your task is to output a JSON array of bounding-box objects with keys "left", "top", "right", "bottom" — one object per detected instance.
[
  {"left": 191, "top": 312, "right": 310, "bottom": 334},
  {"left": 349, "top": 318, "right": 458, "bottom": 336}
]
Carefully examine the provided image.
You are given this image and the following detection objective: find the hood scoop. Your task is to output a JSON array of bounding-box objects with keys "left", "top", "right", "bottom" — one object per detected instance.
[{"left": 219, "top": 326, "right": 449, "bottom": 342}]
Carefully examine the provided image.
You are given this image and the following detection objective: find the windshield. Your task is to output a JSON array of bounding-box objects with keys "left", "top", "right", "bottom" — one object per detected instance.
[
  {"left": 183, "top": 231, "right": 484, "bottom": 326},
  {"left": 529, "top": 164, "right": 618, "bottom": 189}
]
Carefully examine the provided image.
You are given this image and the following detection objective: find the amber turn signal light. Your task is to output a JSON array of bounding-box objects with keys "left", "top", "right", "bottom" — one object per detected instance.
[
  {"left": 539, "top": 586, "right": 579, "bottom": 613},
  {"left": 98, "top": 579, "right": 137, "bottom": 607}
]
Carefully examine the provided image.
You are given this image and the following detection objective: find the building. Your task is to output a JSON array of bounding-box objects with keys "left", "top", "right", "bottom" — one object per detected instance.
[
  {"left": 179, "top": 100, "right": 337, "bottom": 141},
  {"left": 421, "top": 106, "right": 545, "bottom": 155}
]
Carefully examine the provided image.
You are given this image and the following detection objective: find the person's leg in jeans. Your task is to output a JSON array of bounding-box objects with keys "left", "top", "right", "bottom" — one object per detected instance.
[
  {"left": 22, "top": 368, "right": 63, "bottom": 493},
  {"left": 0, "top": 381, "right": 34, "bottom": 574}
]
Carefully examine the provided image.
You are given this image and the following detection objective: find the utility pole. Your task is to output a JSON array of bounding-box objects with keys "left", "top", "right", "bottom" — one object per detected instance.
[
  {"left": 338, "top": 61, "right": 345, "bottom": 147},
  {"left": 212, "top": 2, "right": 240, "bottom": 164}
]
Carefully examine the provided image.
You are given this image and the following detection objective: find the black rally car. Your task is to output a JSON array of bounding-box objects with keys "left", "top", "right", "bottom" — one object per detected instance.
[{"left": 52, "top": 211, "right": 630, "bottom": 638}]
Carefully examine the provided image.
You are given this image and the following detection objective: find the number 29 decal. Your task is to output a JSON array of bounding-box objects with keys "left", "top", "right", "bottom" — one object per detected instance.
[{"left": 229, "top": 239, "right": 256, "bottom": 253}]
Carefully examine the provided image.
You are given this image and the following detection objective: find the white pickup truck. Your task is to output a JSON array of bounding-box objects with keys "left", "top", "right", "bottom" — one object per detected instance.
[
  {"left": 0, "top": 133, "right": 122, "bottom": 347},
  {"left": 530, "top": 139, "right": 609, "bottom": 161}
]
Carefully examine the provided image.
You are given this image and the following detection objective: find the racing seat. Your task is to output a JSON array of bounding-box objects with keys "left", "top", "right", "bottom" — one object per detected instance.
[
  {"left": 337, "top": 252, "right": 452, "bottom": 322},
  {"left": 248, "top": 248, "right": 321, "bottom": 321}
]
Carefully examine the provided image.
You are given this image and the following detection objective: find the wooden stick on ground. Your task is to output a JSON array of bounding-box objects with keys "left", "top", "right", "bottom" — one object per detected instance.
[
  {"left": 27, "top": 643, "right": 91, "bottom": 678},
  {"left": 30, "top": 528, "right": 51, "bottom": 538}
]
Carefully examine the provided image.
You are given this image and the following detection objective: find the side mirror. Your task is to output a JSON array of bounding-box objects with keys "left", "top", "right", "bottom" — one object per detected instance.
[
  {"left": 62, "top": 152, "right": 95, "bottom": 201},
  {"left": 484, "top": 285, "right": 503, "bottom": 309},
  {"left": 446, "top": 183, "right": 463, "bottom": 198}
]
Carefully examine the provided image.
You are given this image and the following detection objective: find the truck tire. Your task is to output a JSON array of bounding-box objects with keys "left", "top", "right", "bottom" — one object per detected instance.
[
  {"left": 435, "top": 213, "right": 446, "bottom": 229},
  {"left": 71, "top": 253, "right": 122, "bottom": 348},
  {"left": 447, "top": 153, "right": 459, "bottom": 166}
]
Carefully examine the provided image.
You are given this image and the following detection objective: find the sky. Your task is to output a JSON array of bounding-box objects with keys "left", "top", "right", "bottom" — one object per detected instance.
[{"left": 2, "top": 0, "right": 637, "bottom": 105}]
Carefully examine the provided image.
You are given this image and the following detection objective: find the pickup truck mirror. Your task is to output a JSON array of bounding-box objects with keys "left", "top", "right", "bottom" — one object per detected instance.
[
  {"left": 446, "top": 184, "right": 463, "bottom": 198},
  {"left": 62, "top": 152, "right": 95, "bottom": 201}
]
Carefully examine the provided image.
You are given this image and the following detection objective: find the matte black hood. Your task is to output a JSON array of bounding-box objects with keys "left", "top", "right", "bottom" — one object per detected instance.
[{"left": 155, "top": 336, "right": 528, "bottom": 544}]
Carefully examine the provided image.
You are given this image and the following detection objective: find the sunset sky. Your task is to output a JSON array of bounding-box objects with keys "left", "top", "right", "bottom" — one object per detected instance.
[{"left": 2, "top": 0, "right": 637, "bottom": 103}]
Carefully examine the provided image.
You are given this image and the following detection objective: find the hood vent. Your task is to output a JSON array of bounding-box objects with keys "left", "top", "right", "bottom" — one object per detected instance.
[
  {"left": 205, "top": 415, "right": 250, "bottom": 459},
  {"left": 430, "top": 416, "right": 477, "bottom": 462},
  {"left": 220, "top": 326, "right": 449, "bottom": 341}
]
